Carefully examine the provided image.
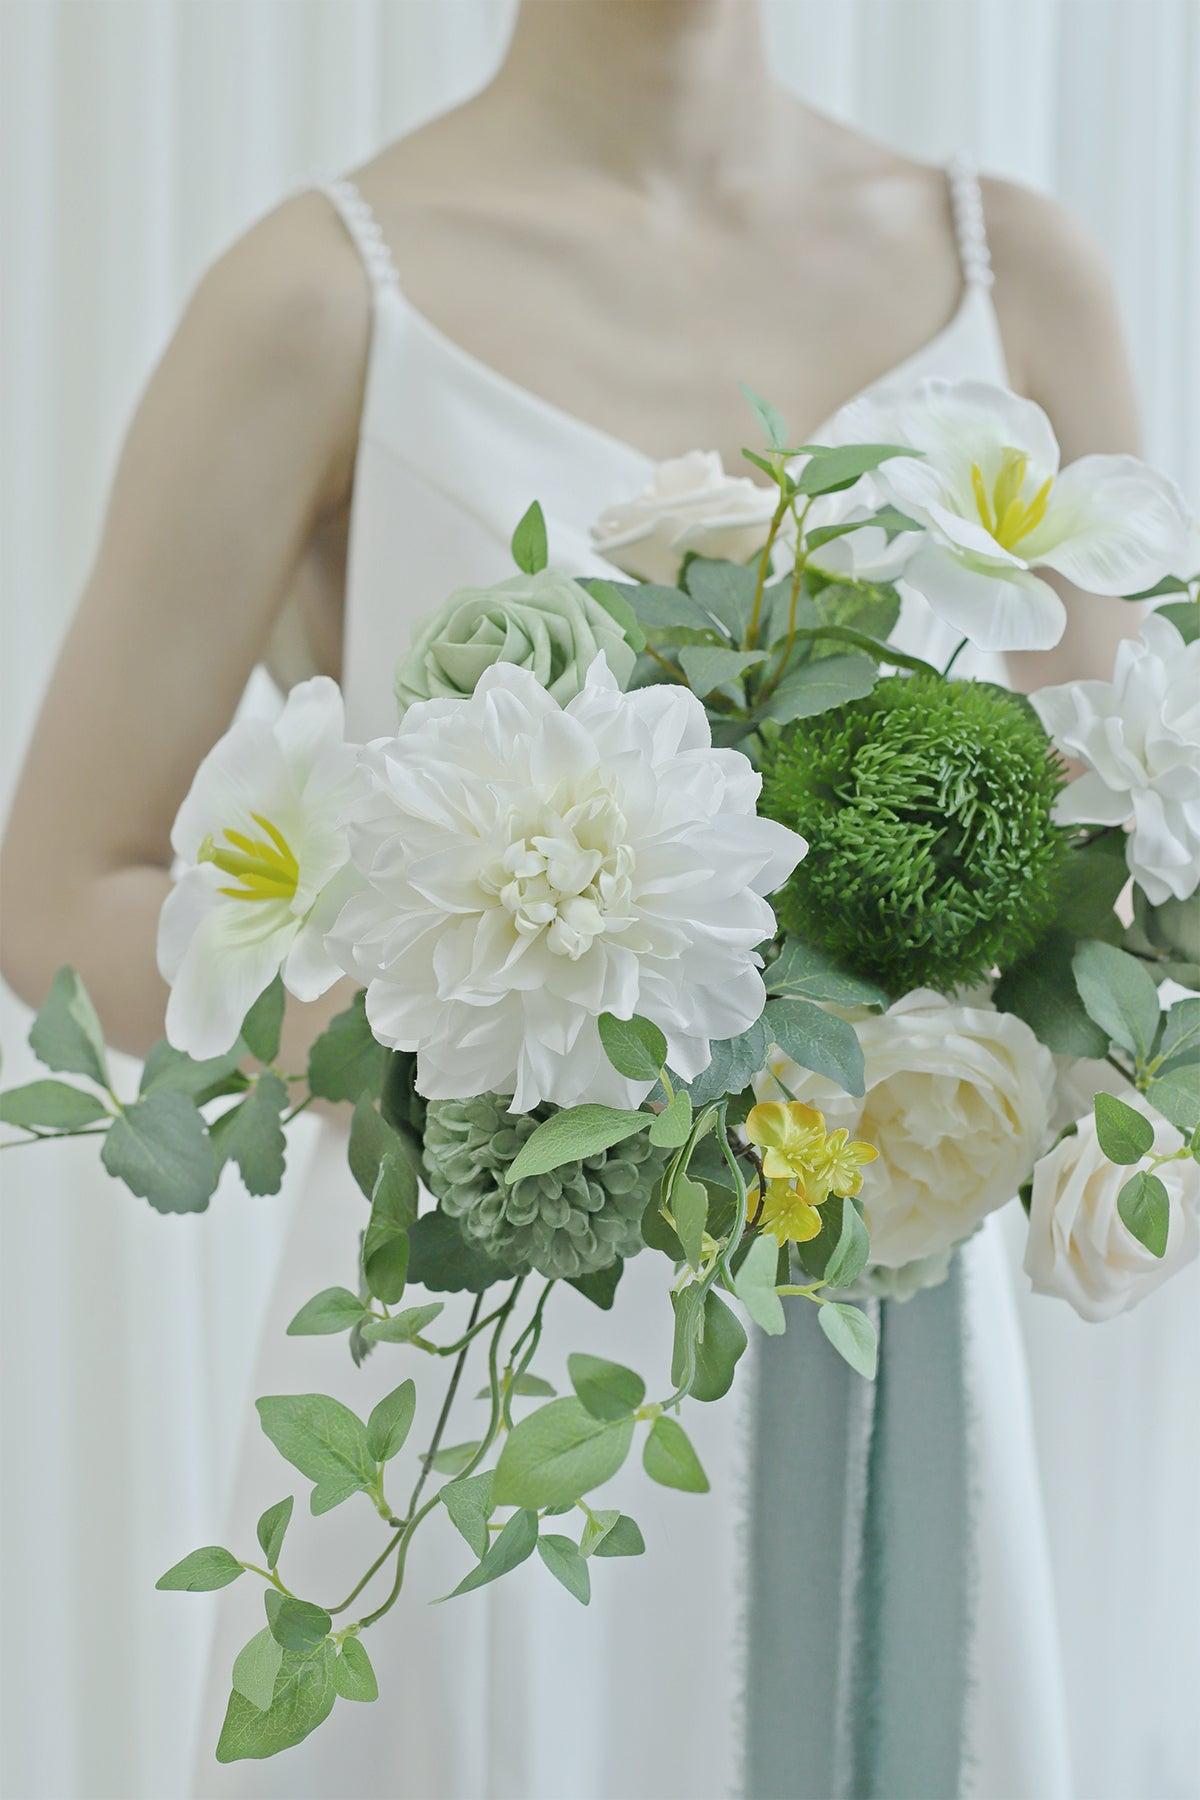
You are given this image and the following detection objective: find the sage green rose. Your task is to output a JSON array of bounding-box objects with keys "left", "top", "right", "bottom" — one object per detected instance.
[{"left": 394, "top": 568, "right": 636, "bottom": 716}]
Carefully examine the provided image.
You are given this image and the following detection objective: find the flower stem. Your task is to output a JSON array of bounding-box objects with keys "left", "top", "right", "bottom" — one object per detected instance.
[{"left": 743, "top": 496, "right": 791, "bottom": 650}]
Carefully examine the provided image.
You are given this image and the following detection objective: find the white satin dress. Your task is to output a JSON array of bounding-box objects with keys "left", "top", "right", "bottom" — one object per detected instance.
[{"left": 193, "top": 162, "right": 1072, "bottom": 1800}]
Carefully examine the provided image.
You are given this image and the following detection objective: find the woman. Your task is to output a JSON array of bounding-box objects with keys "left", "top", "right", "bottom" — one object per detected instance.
[{"left": 2, "top": 3, "right": 1142, "bottom": 1795}]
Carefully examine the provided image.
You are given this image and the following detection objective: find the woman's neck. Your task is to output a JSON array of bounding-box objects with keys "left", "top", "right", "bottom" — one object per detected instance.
[{"left": 488, "top": 0, "right": 785, "bottom": 193}]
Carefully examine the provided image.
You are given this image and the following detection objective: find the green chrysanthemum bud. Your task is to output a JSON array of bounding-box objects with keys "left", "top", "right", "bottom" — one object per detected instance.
[
  {"left": 422, "top": 1094, "right": 665, "bottom": 1280},
  {"left": 761, "top": 674, "right": 1068, "bottom": 994}
]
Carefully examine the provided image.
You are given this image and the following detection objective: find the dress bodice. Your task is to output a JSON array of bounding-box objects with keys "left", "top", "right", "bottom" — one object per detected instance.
[{"left": 321, "top": 159, "right": 1008, "bottom": 740}]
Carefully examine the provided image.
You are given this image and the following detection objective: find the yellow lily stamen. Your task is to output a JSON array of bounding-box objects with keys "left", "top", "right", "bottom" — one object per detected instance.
[
  {"left": 199, "top": 812, "right": 299, "bottom": 902},
  {"left": 971, "top": 447, "right": 1054, "bottom": 551}
]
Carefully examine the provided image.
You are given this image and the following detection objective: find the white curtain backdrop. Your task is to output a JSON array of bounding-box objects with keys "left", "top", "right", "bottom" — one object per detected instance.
[{"left": 1, "top": 4, "right": 1197, "bottom": 1797}]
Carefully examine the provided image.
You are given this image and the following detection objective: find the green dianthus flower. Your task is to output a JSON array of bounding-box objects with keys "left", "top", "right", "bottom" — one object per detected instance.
[
  {"left": 761, "top": 674, "right": 1067, "bottom": 993},
  {"left": 422, "top": 1094, "right": 665, "bottom": 1280}
]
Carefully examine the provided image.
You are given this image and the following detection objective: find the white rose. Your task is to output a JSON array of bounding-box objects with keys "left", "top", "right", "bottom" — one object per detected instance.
[
  {"left": 1024, "top": 1096, "right": 1199, "bottom": 1321},
  {"left": 591, "top": 451, "right": 777, "bottom": 586},
  {"left": 1032, "top": 613, "right": 1200, "bottom": 905},
  {"left": 756, "top": 989, "right": 1055, "bottom": 1267}
]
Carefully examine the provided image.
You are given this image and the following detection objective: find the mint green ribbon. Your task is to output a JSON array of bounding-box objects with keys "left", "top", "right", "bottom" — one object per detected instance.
[{"left": 744, "top": 1258, "right": 972, "bottom": 1799}]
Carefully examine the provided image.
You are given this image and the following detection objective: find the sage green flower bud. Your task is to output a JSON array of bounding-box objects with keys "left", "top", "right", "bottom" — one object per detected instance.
[
  {"left": 422, "top": 1092, "right": 664, "bottom": 1280},
  {"left": 394, "top": 568, "right": 636, "bottom": 717}
]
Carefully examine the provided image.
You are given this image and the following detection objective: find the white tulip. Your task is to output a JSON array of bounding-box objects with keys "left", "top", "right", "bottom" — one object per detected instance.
[
  {"left": 590, "top": 451, "right": 777, "bottom": 586},
  {"left": 158, "top": 677, "right": 361, "bottom": 1059},
  {"left": 1032, "top": 613, "right": 1200, "bottom": 904},
  {"left": 1024, "top": 1097, "right": 1199, "bottom": 1322},
  {"left": 756, "top": 989, "right": 1055, "bottom": 1267},
  {"left": 830, "top": 379, "right": 1193, "bottom": 653},
  {"left": 327, "top": 656, "right": 806, "bottom": 1113}
]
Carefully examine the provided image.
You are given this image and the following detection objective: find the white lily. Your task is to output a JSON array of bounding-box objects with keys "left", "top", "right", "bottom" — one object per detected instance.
[
  {"left": 831, "top": 379, "right": 1193, "bottom": 652},
  {"left": 158, "top": 677, "right": 362, "bottom": 1058}
]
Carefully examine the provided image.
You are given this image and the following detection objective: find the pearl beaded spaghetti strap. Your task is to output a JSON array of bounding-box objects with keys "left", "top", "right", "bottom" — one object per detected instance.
[
  {"left": 320, "top": 176, "right": 400, "bottom": 297},
  {"left": 948, "top": 154, "right": 995, "bottom": 289}
]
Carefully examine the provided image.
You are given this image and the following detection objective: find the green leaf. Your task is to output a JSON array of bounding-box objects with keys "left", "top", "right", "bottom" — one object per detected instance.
[
  {"left": 682, "top": 1017, "right": 768, "bottom": 1107},
  {"left": 511, "top": 499, "right": 548, "bottom": 574},
  {"left": 101, "top": 1091, "right": 218, "bottom": 1214},
  {"left": 765, "top": 997, "right": 865, "bottom": 1097},
  {"left": 1117, "top": 1169, "right": 1170, "bottom": 1258},
  {"left": 307, "top": 991, "right": 387, "bottom": 1104},
  {"left": 27, "top": 966, "right": 110, "bottom": 1088},
  {"left": 215, "top": 1640, "right": 337, "bottom": 1762},
  {"left": 818, "top": 1302, "right": 878, "bottom": 1379},
  {"left": 359, "top": 1301, "right": 444, "bottom": 1345},
  {"left": 256, "top": 1393, "right": 374, "bottom": 1494},
  {"left": 256, "top": 1496, "right": 293, "bottom": 1569},
  {"left": 538, "top": 1534, "right": 591, "bottom": 1604},
  {"left": 266, "top": 1593, "right": 332, "bottom": 1653},
  {"left": 761, "top": 652, "right": 878, "bottom": 723},
  {"left": 593, "top": 1513, "right": 646, "bottom": 1558},
  {"left": 677, "top": 646, "right": 767, "bottom": 696},
  {"left": 333, "top": 1636, "right": 378, "bottom": 1703},
  {"left": 643, "top": 1416, "right": 709, "bottom": 1493},
  {"left": 764, "top": 940, "right": 888, "bottom": 1010},
  {"left": 210, "top": 1071, "right": 288, "bottom": 1196},
  {"left": 406, "top": 1210, "right": 520, "bottom": 1294},
  {"left": 362, "top": 1151, "right": 418, "bottom": 1304},
  {"left": 822, "top": 1201, "right": 871, "bottom": 1289},
  {"left": 648, "top": 1089, "right": 693, "bottom": 1148},
  {"left": 139, "top": 1040, "right": 247, "bottom": 1104},
  {"left": 0, "top": 1080, "right": 109, "bottom": 1130},
  {"left": 577, "top": 1507, "right": 620, "bottom": 1556},
  {"left": 366, "top": 1379, "right": 416, "bottom": 1462},
  {"left": 156, "top": 1545, "right": 244, "bottom": 1592},
  {"left": 622, "top": 581, "right": 729, "bottom": 637},
  {"left": 670, "top": 1172, "right": 709, "bottom": 1272},
  {"left": 439, "top": 1508, "right": 539, "bottom": 1600},
  {"left": 794, "top": 443, "right": 914, "bottom": 497},
  {"left": 811, "top": 578, "right": 902, "bottom": 646},
  {"left": 994, "top": 940, "right": 1112, "bottom": 1058},
  {"left": 740, "top": 381, "right": 789, "bottom": 450},
  {"left": 673, "top": 1288, "right": 747, "bottom": 1402},
  {"left": 1155, "top": 599, "right": 1200, "bottom": 643},
  {"left": 479, "top": 1372, "right": 556, "bottom": 1400},
  {"left": 1146, "top": 1065, "right": 1200, "bottom": 1134},
  {"left": 597, "top": 1013, "right": 668, "bottom": 1083},
  {"left": 493, "top": 1398, "right": 634, "bottom": 1508},
  {"left": 733, "top": 1234, "right": 786, "bottom": 1335},
  {"left": 1093, "top": 1093, "right": 1156, "bottom": 1165},
  {"left": 348, "top": 1095, "right": 410, "bottom": 1202},
  {"left": 568, "top": 1353, "right": 646, "bottom": 1422},
  {"left": 1158, "top": 997, "right": 1200, "bottom": 1070},
  {"left": 440, "top": 1471, "right": 495, "bottom": 1558},
  {"left": 567, "top": 1258, "right": 625, "bottom": 1310},
  {"left": 309, "top": 1474, "right": 366, "bottom": 1516},
  {"left": 505, "top": 1104, "right": 651, "bottom": 1183},
  {"left": 430, "top": 1440, "right": 481, "bottom": 1476},
  {"left": 286, "top": 1286, "right": 367, "bottom": 1337},
  {"left": 241, "top": 975, "right": 285, "bottom": 1065},
  {"left": 1055, "top": 837, "right": 1131, "bottom": 939},
  {"left": 1073, "top": 940, "right": 1162, "bottom": 1062},
  {"left": 685, "top": 559, "right": 760, "bottom": 639},
  {"left": 577, "top": 577, "right": 647, "bottom": 653},
  {"left": 231, "top": 1628, "right": 283, "bottom": 1712}
]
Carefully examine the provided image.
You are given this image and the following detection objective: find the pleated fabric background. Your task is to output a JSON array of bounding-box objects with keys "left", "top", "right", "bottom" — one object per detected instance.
[{"left": 1, "top": 4, "right": 1197, "bottom": 1796}]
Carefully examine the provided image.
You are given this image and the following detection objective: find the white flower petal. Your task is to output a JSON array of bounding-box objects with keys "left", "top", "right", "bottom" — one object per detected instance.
[
  {"left": 904, "top": 545, "right": 1066, "bottom": 651},
  {"left": 1027, "top": 456, "right": 1194, "bottom": 593},
  {"left": 165, "top": 897, "right": 297, "bottom": 1059}
]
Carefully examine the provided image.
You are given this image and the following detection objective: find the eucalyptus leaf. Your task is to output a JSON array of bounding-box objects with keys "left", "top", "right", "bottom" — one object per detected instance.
[
  {"left": 266, "top": 1594, "right": 332, "bottom": 1653},
  {"left": 578, "top": 577, "right": 647, "bottom": 653},
  {"left": 138, "top": 1039, "right": 247, "bottom": 1104},
  {"left": 681, "top": 1016, "right": 768, "bottom": 1107},
  {"left": 643, "top": 1416, "right": 709, "bottom": 1493},
  {"left": 764, "top": 941, "right": 888, "bottom": 1010},
  {"left": 27, "top": 966, "right": 110, "bottom": 1088},
  {"left": 256, "top": 1393, "right": 374, "bottom": 1494},
  {"left": 439, "top": 1509, "right": 538, "bottom": 1600},
  {"left": 597, "top": 1013, "right": 668, "bottom": 1083},
  {"left": 286, "top": 1287, "right": 368, "bottom": 1338},
  {"left": 362, "top": 1150, "right": 417, "bottom": 1304},
  {"left": 215, "top": 1640, "right": 337, "bottom": 1763},
  {"left": 1158, "top": 997, "right": 1200, "bottom": 1071},
  {"left": 1117, "top": 1169, "right": 1170, "bottom": 1258},
  {"left": 307, "top": 991, "right": 387, "bottom": 1105},
  {"left": 101, "top": 1091, "right": 218, "bottom": 1214},
  {"left": 818, "top": 1302, "right": 878, "bottom": 1379},
  {"left": 761, "top": 652, "right": 878, "bottom": 723},
  {"left": 1093, "top": 1093, "right": 1155, "bottom": 1165},
  {"left": 677, "top": 646, "right": 767, "bottom": 696},
  {"left": 794, "top": 443, "right": 914, "bottom": 497},
  {"left": 0, "top": 1080, "right": 109, "bottom": 1130},
  {"left": 740, "top": 381, "right": 789, "bottom": 450},
  {"left": 623, "top": 582, "right": 728, "bottom": 636},
  {"left": 648, "top": 1089, "right": 693, "bottom": 1148},
  {"left": 359, "top": 1302, "right": 443, "bottom": 1345},
  {"left": 670, "top": 1172, "right": 709, "bottom": 1271},
  {"left": 593, "top": 1512, "right": 646, "bottom": 1557},
  {"left": 538, "top": 1534, "right": 591, "bottom": 1604},
  {"left": 994, "top": 940, "right": 1112, "bottom": 1058},
  {"left": 231, "top": 1628, "right": 283, "bottom": 1712},
  {"left": 256, "top": 1496, "right": 293, "bottom": 1570},
  {"left": 493, "top": 1398, "right": 634, "bottom": 1508},
  {"left": 366, "top": 1379, "right": 416, "bottom": 1463},
  {"left": 333, "top": 1636, "right": 378, "bottom": 1703},
  {"left": 567, "top": 1259, "right": 625, "bottom": 1310},
  {"left": 210, "top": 1071, "right": 288, "bottom": 1196},
  {"left": 406, "top": 1210, "right": 520, "bottom": 1294},
  {"left": 733, "top": 1234, "right": 786, "bottom": 1335},
  {"left": 764, "top": 997, "right": 865, "bottom": 1098},
  {"left": 685, "top": 558, "right": 760, "bottom": 639},
  {"left": 568, "top": 1353, "right": 645, "bottom": 1422},
  {"left": 156, "top": 1545, "right": 244, "bottom": 1592},
  {"left": 440, "top": 1471, "right": 495, "bottom": 1559},
  {"left": 672, "top": 1288, "right": 747, "bottom": 1402},
  {"left": 1073, "top": 940, "right": 1161, "bottom": 1063},
  {"left": 821, "top": 1200, "right": 871, "bottom": 1289},
  {"left": 505, "top": 1104, "right": 652, "bottom": 1182},
  {"left": 578, "top": 1507, "right": 620, "bottom": 1556},
  {"left": 1146, "top": 1066, "right": 1200, "bottom": 1134}
]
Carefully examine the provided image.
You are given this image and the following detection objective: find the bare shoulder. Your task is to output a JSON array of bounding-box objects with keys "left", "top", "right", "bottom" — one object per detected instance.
[{"left": 980, "top": 175, "right": 1132, "bottom": 429}]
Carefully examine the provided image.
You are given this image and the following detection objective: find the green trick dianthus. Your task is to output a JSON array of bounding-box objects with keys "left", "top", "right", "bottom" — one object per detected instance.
[{"left": 760, "top": 674, "right": 1068, "bottom": 994}]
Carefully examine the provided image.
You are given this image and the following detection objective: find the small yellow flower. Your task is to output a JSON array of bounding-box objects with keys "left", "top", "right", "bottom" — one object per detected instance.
[
  {"left": 755, "top": 1178, "right": 824, "bottom": 1245},
  {"left": 745, "top": 1101, "right": 826, "bottom": 1182},
  {"left": 816, "top": 1128, "right": 878, "bottom": 1199}
]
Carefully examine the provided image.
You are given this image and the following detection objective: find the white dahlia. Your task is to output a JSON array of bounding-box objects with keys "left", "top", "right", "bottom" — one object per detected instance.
[{"left": 328, "top": 658, "right": 806, "bottom": 1112}]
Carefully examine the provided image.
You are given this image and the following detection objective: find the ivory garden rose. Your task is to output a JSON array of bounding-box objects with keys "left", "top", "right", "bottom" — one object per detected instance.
[{"left": 590, "top": 450, "right": 777, "bottom": 585}]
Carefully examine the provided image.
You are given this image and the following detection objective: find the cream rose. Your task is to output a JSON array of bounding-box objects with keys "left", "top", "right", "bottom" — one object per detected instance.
[
  {"left": 590, "top": 451, "right": 776, "bottom": 585},
  {"left": 756, "top": 989, "right": 1055, "bottom": 1267},
  {"left": 394, "top": 568, "right": 636, "bottom": 717},
  {"left": 1024, "top": 1097, "right": 1199, "bottom": 1322}
]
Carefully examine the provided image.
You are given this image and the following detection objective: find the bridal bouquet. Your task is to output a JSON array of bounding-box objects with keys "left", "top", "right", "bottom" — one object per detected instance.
[{"left": 4, "top": 379, "right": 1198, "bottom": 1762}]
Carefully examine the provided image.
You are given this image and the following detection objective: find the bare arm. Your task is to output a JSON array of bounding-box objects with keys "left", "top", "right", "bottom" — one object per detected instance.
[
  {"left": 985, "top": 177, "right": 1147, "bottom": 692},
  {"left": 2, "top": 192, "right": 369, "bottom": 1061}
]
